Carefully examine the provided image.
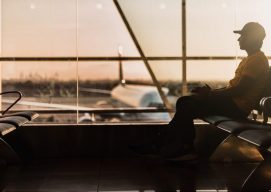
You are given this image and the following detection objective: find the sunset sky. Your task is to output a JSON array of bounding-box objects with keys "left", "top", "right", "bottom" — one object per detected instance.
[{"left": 1, "top": 0, "right": 271, "bottom": 82}]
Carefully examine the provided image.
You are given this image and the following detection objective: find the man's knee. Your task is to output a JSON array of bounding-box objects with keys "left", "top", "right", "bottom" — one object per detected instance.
[{"left": 176, "top": 96, "right": 196, "bottom": 109}]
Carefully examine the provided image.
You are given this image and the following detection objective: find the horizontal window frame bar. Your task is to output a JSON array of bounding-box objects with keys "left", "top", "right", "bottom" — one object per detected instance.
[
  {"left": 2, "top": 108, "right": 175, "bottom": 114},
  {"left": 1, "top": 56, "right": 271, "bottom": 61},
  {"left": 0, "top": 56, "right": 179, "bottom": 61}
]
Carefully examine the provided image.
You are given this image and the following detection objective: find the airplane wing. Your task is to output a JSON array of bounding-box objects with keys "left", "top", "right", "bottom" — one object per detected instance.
[
  {"left": 2, "top": 99, "right": 93, "bottom": 110},
  {"left": 79, "top": 88, "right": 111, "bottom": 95}
]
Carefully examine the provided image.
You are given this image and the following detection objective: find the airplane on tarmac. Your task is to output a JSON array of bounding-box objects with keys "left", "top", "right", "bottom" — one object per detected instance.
[{"left": 1, "top": 47, "right": 176, "bottom": 123}]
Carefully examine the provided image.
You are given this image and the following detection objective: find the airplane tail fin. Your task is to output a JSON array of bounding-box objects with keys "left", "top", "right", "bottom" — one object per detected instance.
[{"left": 118, "top": 46, "right": 126, "bottom": 86}]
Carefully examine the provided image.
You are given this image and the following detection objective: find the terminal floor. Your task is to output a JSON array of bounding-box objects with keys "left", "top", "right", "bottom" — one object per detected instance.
[{"left": 0, "top": 157, "right": 259, "bottom": 192}]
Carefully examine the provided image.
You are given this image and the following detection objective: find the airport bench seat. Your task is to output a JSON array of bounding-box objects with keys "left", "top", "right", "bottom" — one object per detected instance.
[
  {"left": 0, "top": 116, "right": 29, "bottom": 127},
  {"left": 216, "top": 120, "right": 270, "bottom": 134},
  {"left": 238, "top": 130, "right": 271, "bottom": 149},
  {"left": 0, "top": 112, "right": 39, "bottom": 164},
  {"left": 0, "top": 91, "right": 39, "bottom": 123},
  {"left": 202, "top": 115, "right": 271, "bottom": 148},
  {"left": 201, "top": 115, "right": 234, "bottom": 125},
  {"left": 202, "top": 95, "right": 271, "bottom": 144},
  {"left": 0, "top": 116, "right": 28, "bottom": 165},
  {"left": 0, "top": 111, "right": 39, "bottom": 128},
  {"left": 201, "top": 97, "right": 271, "bottom": 165},
  {"left": 0, "top": 123, "right": 16, "bottom": 136},
  {"left": 0, "top": 122, "right": 20, "bottom": 164},
  {"left": 2, "top": 111, "right": 39, "bottom": 121},
  {"left": 0, "top": 91, "right": 39, "bottom": 164}
]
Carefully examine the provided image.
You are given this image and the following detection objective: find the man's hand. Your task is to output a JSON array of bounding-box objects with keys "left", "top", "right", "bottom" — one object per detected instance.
[
  {"left": 210, "top": 76, "right": 254, "bottom": 97},
  {"left": 191, "top": 84, "right": 211, "bottom": 97}
]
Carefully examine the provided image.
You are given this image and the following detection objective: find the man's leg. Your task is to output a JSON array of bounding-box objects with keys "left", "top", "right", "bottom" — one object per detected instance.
[
  {"left": 129, "top": 95, "right": 247, "bottom": 159},
  {"left": 128, "top": 96, "right": 196, "bottom": 156},
  {"left": 166, "top": 96, "right": 198, "bottom": 145},
  {"left": 159, "top": 96, "right": 200, "bottom": 159},
  {"left": 160, "top": 95, "right": 247, "bottom": 160},
  {"left": 167, "top": 95, "right": 247, "bottom": 144}
]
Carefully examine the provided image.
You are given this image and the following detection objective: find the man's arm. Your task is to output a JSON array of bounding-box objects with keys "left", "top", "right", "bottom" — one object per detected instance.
[{"left": 210, "top": 75, "right": 254, "bottom": 97}]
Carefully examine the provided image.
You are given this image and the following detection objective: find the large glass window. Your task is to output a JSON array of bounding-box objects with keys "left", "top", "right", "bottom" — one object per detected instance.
[
  {"left": 187, "top": 0, "right": 237, "bottom": 56},
  {"left": 1, "top": 0, "right": 77, "bottom": 57},
  {"left": 118, "top": 0, "right": 182, "bottom": 57},
  {"left": 1, "top": 0, "right": 78, "bottom": 124},
  {"left": 1, "top": 61, "right": 77, "bottom": 124},
  {"left": 1, "top": 0, "right": 270, "bottom": 124},
  {"left": 0, "top": 0, "right": 178, "bottom": 124},
  {"left": 77, "top": 0, "right": 139, "bottom": 56}
]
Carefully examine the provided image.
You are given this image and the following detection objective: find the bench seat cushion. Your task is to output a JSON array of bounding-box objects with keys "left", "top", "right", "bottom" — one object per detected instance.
[
  {"left": 238, "top": 130, "right": 271, "bottom": 148},
  {"left": 201, "top": 115, "right": 234, "bottom": 125},
  {"left": 217, "top": 120, "right": 270, "bottom": 134},
  {"left": 0, "top": 116, "right": 29, "bottom": 127},
  {"left": 3, "top": 111, "right": 39, "bottom": 121},
  {"left": 0, "top": 123, "right": 16, "bottom": 136}
]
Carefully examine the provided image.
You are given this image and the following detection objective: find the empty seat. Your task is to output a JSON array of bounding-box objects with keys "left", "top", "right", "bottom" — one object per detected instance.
[
  {"left": 238, "top": 130, "right": 271, "bottom": 148},
  {"left": 217, "top": 120, "right": 270, "bottom": 134},
  {"left": 201, "top": 115, "right": 234, "bottom": 125},
  {"left": 3, "top": 111, "right": 39, "bottom": 121},
  {"left": 0, "top": 116, "right": 29, "bottom": 127},
  {"left": 0, "top": 123, "right": 16, "bottom": 136}
]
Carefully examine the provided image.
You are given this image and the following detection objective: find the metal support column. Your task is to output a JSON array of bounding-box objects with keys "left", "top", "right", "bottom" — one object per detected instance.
[
  {"left": 182, "top": 0, "right": 188, "bottom": 95},
  {"left": 113, "top": 0, "right": 173, "bottom": 111},
  {"left": 0, "top": 0, "right": 2, "bottom": 110}
]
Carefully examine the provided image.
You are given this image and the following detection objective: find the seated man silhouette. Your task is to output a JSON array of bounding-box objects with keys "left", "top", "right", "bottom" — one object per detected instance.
[{"left": 131, "top": 22, "right": 269, "bottom": 161}]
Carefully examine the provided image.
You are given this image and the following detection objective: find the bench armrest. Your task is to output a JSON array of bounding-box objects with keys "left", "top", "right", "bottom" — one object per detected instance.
[
  {"left": 260, "top": 97, "right": 271, "bottom": 124},
  {"left": 0, "top": 91, "right": 22, "bottom": 115}
]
